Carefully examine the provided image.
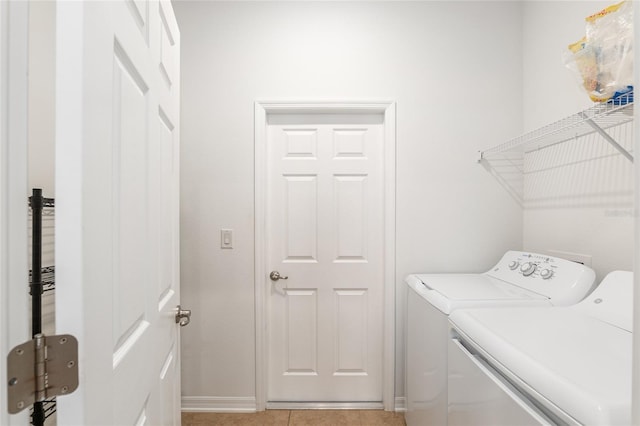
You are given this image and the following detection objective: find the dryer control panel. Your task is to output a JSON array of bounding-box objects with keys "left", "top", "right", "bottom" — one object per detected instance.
[{"left": 487, "top": 251, "right": 596, "bottom": 306}]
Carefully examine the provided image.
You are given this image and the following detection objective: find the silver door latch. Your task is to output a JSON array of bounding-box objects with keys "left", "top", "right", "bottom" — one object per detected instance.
[
  {"left": 175, "top": 305, "right": 192, "bottom": 327},
  {"left": 269, "top": 271, "right": 288, "bottom": 281}
]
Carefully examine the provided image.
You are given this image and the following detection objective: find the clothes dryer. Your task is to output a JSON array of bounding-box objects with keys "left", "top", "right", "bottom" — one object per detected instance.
[
  {"left": 405, "top": 251, "right": 596, "bottom": 426},
  {"left": 447, "top": 271, "right": 632, "bottom": 425}
]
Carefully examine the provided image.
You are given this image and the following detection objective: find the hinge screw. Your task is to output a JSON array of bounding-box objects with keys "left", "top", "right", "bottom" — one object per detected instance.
[
  {"left": 67, "top": 361, "right": 75, "bottom": 368},
  {"left": 17, "top": 401, "right": 24, "bottom": 409},
  {"left": 16, "top": 349, "right": 23, "bottom": 356},
  {"left": 61, "top": 386, "right": 69, "bottom": 394},
  {"left": 59, "top": 337, "right": 68, "bottom": 344},
  {"left": 8, "top": 377, "right": 18, "bottom": 386}
]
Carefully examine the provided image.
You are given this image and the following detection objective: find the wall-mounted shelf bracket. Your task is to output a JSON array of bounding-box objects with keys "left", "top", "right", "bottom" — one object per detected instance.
[{"left": 579, "top": 111, "right": 633, "bottom": 162}]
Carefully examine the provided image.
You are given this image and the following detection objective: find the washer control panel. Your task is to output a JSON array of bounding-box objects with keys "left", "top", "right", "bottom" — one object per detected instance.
[
  {"left": 496, "top": 253, "right": 559, "bottom": 280},
  {"left": 488, "top": 251, "right": 596, "bottom": 305},
  {"left": 520, "top": 262, "right": 537, "bottom": 276},
  {"left": 540, "top": 268, "right": 554, "bottom": 279}
]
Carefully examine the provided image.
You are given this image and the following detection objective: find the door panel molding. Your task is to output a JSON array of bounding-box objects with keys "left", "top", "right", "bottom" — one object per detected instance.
[{"left": 254, "top": 101, "right": 396, "bottom": 411}]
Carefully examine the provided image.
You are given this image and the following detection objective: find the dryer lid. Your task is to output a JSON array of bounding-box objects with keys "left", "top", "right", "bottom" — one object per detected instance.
[
  {"left": 572, "top": 270, "right": 633, "bottom": 332},
  {"left": 450, "top": 306, "right": 631, "bottom": 426}
]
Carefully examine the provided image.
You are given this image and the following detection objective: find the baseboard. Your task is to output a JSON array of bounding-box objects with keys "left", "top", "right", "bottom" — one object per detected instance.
[
  {"left": 266, "top": 402, "right": 384, "bottom": 410},
  {"left": 181, "top": 396, "right": 405, "bottom": 413},
  {"left": 181, "top": 396, "right": 257, "bottom": 413}
]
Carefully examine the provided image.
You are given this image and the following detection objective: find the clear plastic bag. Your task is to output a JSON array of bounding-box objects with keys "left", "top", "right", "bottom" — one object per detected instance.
[{"left": 565, "top": 0, "right": 633, "bottom": 102}]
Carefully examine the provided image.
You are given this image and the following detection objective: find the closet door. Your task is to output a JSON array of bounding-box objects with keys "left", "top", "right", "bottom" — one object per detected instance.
[
  {"left": 55, "top": 1, "right": 182, "bottom": 424},
  {"left": 266, "top": 116, "right": 385, "bottom": 403}
]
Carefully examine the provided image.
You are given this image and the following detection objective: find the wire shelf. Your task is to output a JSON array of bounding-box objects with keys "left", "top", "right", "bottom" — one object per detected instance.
[
  {"left": 480, "top": 91, "right": 634, "bottom": 160},
  {"left": 29, "top": 266, "right": 55, "bottom": 293}
]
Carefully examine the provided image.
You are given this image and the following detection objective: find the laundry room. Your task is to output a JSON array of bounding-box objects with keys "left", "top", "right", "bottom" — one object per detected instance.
[
  {"left": 1, "top": 0, "right": 637, "bottom": 425},
  {"left": 173, "top": 0, "right": 636, "bottom": 419}
]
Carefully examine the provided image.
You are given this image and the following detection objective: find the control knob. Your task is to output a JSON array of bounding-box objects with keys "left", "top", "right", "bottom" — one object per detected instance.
[
  {"left": 508, "top": 261, "right": 519, "bottom": 270},
  {"left": 540, "top": 269, "right": 554, "bottom": 280},
  {"left": 520, "top": 262, "right": 536, "bottom": 277}
]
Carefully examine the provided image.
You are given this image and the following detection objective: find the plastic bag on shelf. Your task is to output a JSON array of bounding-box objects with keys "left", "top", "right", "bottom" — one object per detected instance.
[
  {"left": 566, "top": 37, "right": 598, "bottom": 96},
  {"left": 564, "top": 0, "right": 633, "bottom": 103}
]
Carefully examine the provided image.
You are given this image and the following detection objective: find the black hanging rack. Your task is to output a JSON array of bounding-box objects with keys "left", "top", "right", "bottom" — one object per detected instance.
[{"left": 28, "top": 189, "right": 55, "bottom": 426}]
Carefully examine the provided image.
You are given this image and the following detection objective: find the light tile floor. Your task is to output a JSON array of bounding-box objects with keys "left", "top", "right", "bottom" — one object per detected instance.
[{"left": 182, "top": 410, "right": 406, "bottom": 426}]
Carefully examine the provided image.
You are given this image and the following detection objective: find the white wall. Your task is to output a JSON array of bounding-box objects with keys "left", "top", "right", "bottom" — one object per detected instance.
[
  {"left": 522, "top": 1, "right": 634, "bottom": 281},
  {"left": 28, "top": 1, "right": 56, "bottom": 337},
  {"left": 631, "top": 3, "right": 640, "bottom": 424},
  {"left": 28, "top": 0, "right": 56, "bottom": 197},
  {"left": 174, "top": 1, "right": 523, "bottom": 407}
]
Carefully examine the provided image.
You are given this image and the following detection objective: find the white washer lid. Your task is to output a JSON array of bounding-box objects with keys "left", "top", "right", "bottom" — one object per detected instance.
[
  {"left": 450, "top": 307, "right": 631, "bottom": 425},
  {"left": 407, "top": 274, "right": 550, "bottom": 314},
  {"left": 413, "top": 274, "right": 548, "bottom": 301}
]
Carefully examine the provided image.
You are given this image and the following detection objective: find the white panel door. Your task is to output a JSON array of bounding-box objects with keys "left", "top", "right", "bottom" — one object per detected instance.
[
  {"left": 267, "top": 116, "right": 384, "bottom": 401},
  {"left": 55, "top": 1, "right": 181, "bottom": 424}
]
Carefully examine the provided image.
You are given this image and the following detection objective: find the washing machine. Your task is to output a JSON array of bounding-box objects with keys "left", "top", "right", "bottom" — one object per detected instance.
[
  {"left": 404, "top": 251, "right": 596, "bottom": 426},
  {"left": 447, "top": 270, "right": 632, "bottom": 426}
]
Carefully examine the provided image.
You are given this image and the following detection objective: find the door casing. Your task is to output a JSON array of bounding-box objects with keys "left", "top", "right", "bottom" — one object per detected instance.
[
  {"left": 254, "top": 101, "right": 396, "bottom": 411},
  {"left": 0, "top": 1, "right": 30, "bottom": 424}
]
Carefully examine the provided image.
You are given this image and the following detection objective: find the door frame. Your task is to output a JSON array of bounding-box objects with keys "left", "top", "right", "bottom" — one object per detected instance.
[
  {"left": 254, "top": 100, "right": 396, "bottom": 411},
  {"left": 1, "top": 1, "right": 30, "bottom": 424},
  {"left": 632, "top": 2, "right": 640, "bottom": 424}
]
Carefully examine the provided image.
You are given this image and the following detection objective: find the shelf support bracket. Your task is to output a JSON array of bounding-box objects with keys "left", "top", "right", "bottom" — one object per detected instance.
[{"left": 579, "top": 112, "right": 634, "bottom": 163}]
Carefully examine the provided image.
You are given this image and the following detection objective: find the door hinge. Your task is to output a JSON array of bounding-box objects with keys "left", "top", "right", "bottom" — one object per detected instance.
[{"left": 6, "top": 333, "right": 78, "bottom": 414}]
